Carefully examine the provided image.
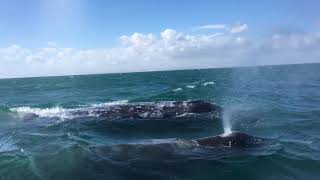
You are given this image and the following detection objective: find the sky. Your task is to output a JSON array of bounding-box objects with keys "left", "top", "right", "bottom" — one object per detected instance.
[{"left": 0, "top": 0, "right": 320, "bottom": 78}]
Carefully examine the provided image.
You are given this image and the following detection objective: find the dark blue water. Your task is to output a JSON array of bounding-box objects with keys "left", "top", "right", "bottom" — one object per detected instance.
[{"left": 0, "top": 63, "right": 319, "bottom": 179}]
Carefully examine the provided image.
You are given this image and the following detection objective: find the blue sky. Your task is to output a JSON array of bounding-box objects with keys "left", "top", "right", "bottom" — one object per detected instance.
[
  {"left": 1, "top": 0, "right": 319, "bottom": 48},
  {"left": 0, "top": 0, "right": 320, "bottom": 78}
]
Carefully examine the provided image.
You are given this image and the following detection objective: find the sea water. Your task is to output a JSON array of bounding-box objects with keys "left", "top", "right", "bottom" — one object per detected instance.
[{"left": 0, "top": 63, "right": 319, "bottom": 180}]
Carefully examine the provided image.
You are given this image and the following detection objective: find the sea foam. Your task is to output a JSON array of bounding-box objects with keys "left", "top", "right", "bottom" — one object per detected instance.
[
  {"left": 173, "top": 88, "right": 182, "bottom": 92},
  {"left": 10, "top": 106, "right": 72, "bottom": 119},
  {"left": 203, "top": 82, "right": 215, "bottom": 86},
  {"left": 186, "top": 85, "right": 196, "bottom": 89},
  {"left": 10, "top": 100, "right": 129, "bottom": 120}
]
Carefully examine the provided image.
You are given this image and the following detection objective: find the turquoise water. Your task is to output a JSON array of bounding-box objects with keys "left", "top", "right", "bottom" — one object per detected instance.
[{"left": 0, "top": 63, "right": 319, "bottom": 179}]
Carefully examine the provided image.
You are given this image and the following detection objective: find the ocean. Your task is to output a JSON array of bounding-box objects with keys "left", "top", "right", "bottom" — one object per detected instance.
[{"left": 0, "top": 63, "right": 319, "bottom": 180}]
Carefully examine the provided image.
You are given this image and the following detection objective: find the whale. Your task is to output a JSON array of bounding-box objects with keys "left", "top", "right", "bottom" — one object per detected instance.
[
  {"left": 90, "top": 132, "right": 271, "bottom": 161},
  {"left": 74, "top": 100, "right": 222, "bottom": 119},
  {"left": 192, "top": 132, "right": 270, "bottom": 148},
  {"left": 16, "top": 100, "right": 222, "bottom": 121}
]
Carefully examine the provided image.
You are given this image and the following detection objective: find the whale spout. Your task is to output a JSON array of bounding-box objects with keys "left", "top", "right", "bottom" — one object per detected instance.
[{"left": 193, "top": 132, "right": 270, "bottom": 148}]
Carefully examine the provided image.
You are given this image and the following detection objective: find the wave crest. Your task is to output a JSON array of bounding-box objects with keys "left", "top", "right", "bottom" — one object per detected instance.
[{"left": 10, "top": 100, "right": 130, "bottom": 120}]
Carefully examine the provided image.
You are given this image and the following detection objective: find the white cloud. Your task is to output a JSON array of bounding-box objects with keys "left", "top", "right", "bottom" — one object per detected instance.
[
  {"left": 195, "top": 23, "right": 248, "bottom": 34},
  {"left": 0, "top": 27, "right": 320, "bottom": 78},
  {"left": 195, "top": 24, "right": 228, "bottom": 30},
  {"left": 120, "top": 33, "right": 156, "bottom": 47},
  {"left": 230, "top": 24, "right": 248, "bottom": 34}
]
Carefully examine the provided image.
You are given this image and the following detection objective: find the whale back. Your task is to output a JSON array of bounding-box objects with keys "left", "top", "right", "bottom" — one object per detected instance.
[
  {"left": 194, "top": 132, "right": 268, "bottom": 148},
  {"left": 91, "top": 100, "right": 222, "bottom": 119}
]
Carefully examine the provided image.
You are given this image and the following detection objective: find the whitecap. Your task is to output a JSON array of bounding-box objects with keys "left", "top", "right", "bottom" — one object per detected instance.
[
  {"left": 172, "top": 88, "right": 182, "bottom": 92},
  {"left": 203, "top": 81, "right": 215, "bottom": 86},
  {"left": 10, "top": 106, "right": 72, "bottom": 119},
  {"left": 10, "top": 100, "right": 129, "bottom": 120},
  {"left": 186, "top": 85, "right": 196, "bottom": 89}
]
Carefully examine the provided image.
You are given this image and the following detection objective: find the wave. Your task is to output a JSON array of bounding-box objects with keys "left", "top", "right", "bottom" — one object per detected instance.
[
  {"left": 11, "top": 106, "right": 71, "bottom": 119},
  {"left": 186, "top": 85, "right": 196, "bottom": 89},
  {"left": 10, "top": 100, "right": 130, "bottom": 120},
  {"left": 203, "top": 81, "right": 215, "bottom": 86},
  {"left": 172, "top": 88, "right": 183, "bottom": 92}
]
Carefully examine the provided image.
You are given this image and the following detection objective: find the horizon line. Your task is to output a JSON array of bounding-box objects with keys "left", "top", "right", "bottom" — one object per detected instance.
[{"left": 0, "top": 62, "right": 319, "bottom": 81}]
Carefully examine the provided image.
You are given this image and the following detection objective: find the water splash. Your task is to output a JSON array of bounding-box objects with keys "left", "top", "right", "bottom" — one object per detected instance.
[
  {"left": 10, "top": 100, "right": 129, "bottom": 120},
  {"left": 222, "top": 107, "right": 233, "bottom": 136}
]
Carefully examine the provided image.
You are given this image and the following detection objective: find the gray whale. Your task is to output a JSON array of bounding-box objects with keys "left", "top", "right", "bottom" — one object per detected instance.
[
  {"left": 89, "top": 132, "right": 271, "bottom": 163},
  {"left": 75, "top": 100, "right": 222, "bottom": 119},
  {"left": 90, "top": 132, "right": 270, "bottom": 161},
  {"left": 193, "top": 132, "right": 270, "bottom": 148},
  {"left": 17, "top": 100, "right": 222, "bottom": 120}
]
